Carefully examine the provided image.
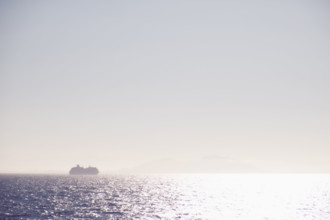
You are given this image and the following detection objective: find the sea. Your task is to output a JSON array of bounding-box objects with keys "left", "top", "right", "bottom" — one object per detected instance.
[{"left": 0, "top": 174, "right": 330, "bottom": 219}]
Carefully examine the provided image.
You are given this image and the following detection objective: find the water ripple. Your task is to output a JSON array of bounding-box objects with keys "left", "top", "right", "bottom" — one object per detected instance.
[{"left": 0, "top": 174, "right": 330, "bottom": 219}]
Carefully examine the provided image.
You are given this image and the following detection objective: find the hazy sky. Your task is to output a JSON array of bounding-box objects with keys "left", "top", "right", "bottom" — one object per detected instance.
[{"left": 1, "top": 0, "right": 330, "bottom": 173}]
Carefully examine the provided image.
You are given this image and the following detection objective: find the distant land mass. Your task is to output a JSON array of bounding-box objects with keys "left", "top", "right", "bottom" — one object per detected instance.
[{"left": 69, "top": 165, "right": 99, "bottom": 175}]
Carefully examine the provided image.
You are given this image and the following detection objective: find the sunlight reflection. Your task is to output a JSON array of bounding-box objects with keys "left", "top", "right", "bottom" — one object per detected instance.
[{"left": 172, "top": 174, "right": 329, "bottom": 219}]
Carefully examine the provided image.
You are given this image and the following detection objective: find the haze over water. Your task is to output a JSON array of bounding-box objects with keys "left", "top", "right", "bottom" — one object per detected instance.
[
  {"left": 1, "top": 0, "right": 330, "bottom": 174},
  {"left": 1, "top": 1, "right": 330, "bottom": 219}
]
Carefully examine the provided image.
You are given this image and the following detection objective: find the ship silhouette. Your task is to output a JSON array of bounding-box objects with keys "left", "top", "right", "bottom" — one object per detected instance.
[{"left": 69, "top": 165, "right": 99, "bottom": 175}]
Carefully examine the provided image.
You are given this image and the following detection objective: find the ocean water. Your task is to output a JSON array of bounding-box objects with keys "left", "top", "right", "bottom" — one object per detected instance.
[{"left": 0, "top": 174, "right": 329, "bottom": 219}]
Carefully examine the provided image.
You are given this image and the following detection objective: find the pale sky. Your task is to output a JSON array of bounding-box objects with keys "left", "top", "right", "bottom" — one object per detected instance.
[{"left": 1, "top": 0, "right": 330, "bottom": 173}]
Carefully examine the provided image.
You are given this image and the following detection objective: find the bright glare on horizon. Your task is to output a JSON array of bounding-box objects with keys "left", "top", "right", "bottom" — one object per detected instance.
[{"left": 0, "top": 0, "right": 329, "bottom": 173}]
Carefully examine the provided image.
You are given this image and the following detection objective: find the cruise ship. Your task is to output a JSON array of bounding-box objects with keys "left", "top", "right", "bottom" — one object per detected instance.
[{"left": 69, "top": 165, "right": 99, "bottom": 175}]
